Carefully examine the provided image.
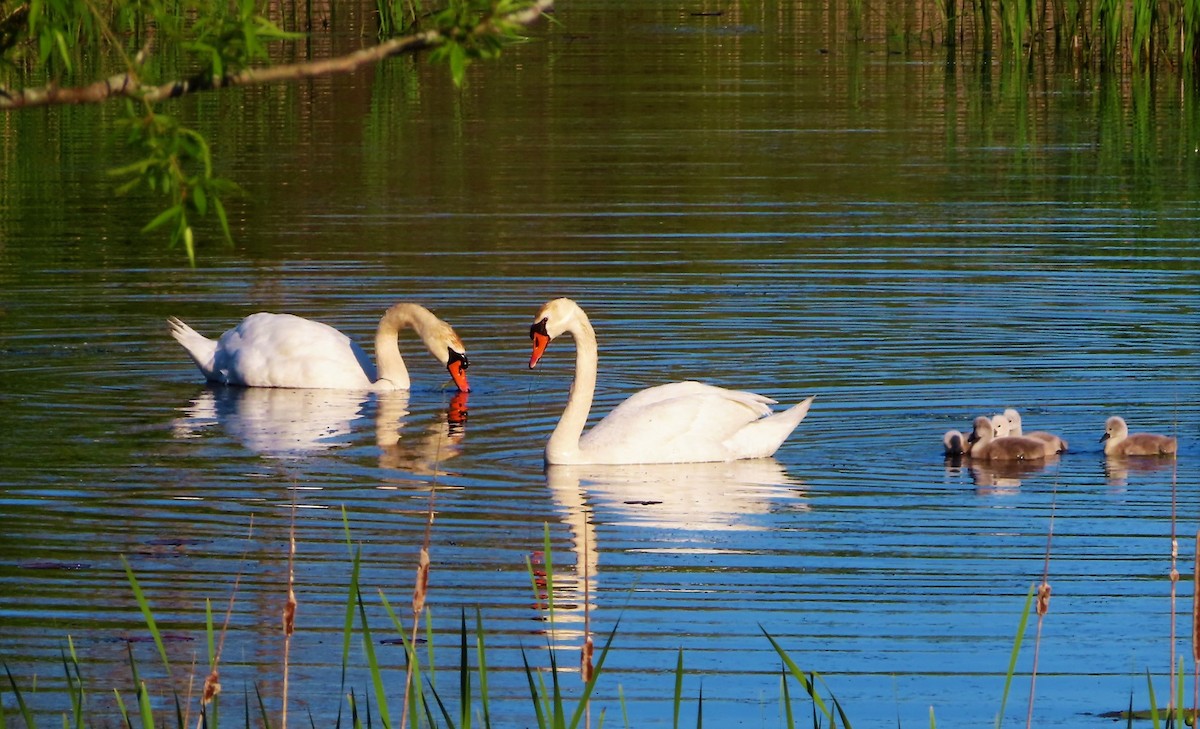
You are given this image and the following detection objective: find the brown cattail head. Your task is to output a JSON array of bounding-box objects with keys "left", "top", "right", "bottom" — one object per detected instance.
[
  {"left": 413, "top": 547, "right": 431, "bottom": 616},
  {"left": 580, "top": 635, "right": 595, "bottom": 683},
  {"left": 1036, "top": 582, "right": 1052, "bottom": 617},
  {"left": 1192, "top": 532, "right": 1200, "bottom": 664},
  {"left": 283, "top": 588, "right": 297, "bottom": 637},
  {"left": 202, "top": 669, "right": 221, "bottom": 704}
]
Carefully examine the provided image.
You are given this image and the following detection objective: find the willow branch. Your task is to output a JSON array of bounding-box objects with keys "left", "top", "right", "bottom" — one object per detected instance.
[{"left": 0, "top": 0, "right": 552, "bottom": 110}]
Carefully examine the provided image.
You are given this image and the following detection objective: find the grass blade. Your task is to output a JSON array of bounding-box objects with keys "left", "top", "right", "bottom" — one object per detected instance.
[
  {"left": 995, "top": 584, "right": 1035, "bottom": 728},
  {"left": 136, "top": 680, "right": 154, "bottom": 729},
  {"left": 3, "top": 663, "right": 38, "bottom": 729},
  {"left": 120, "top": 555, "right": 171, "bottom": 675},
  {"left": 520, "top": 647, "right": 548, "bottom": 729},
  {"left": 356, "top": 588, "right": 393, "bottom": 729},
  {"left": 758, "top": 627, "right": 829, "bottom": 719},
  {"left": 1147, "top": 668, "right": 1160, "bottom": 728},
  {"left": 673, "top": 648, "right": 684, "bottom": 729},
  {"left": 459, "top": 609, "right": 471, "bottom": 729},
  {"left": 475, "top": 609, "right": 492, "bottom": 728},
  {"left": 255, "top": 682, "right": 274, "bottom": 729}
]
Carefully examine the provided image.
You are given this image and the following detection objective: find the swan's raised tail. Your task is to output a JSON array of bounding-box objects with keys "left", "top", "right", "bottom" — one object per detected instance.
[
  {"left": 168, "top": 317, "right": 220, "bottom": 381},
  {"left": 723, "top": 395, "right": 814, "bottom": 460}
]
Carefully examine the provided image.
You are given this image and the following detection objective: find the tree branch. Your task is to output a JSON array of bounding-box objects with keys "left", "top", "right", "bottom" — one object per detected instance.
[{"left": 0, "top": 0, "right": 552, "bottom": 110}]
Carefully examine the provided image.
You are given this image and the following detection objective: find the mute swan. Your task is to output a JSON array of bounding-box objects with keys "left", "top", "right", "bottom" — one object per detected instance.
[
  {"left": 1100, "top": 416, "right": 1177, "bottom": 456},
  {"left": 527, "top": 297, "right": 814, "bottom": 465},
  {"left": 169, "top": 303, "right": 470, "bottom": 392},
  {"left": 966, "top": 416, "right": 1050, "bottom": 461},
  {"left": 1000, "top": 408, "right": 1068, "bottom": 455}
]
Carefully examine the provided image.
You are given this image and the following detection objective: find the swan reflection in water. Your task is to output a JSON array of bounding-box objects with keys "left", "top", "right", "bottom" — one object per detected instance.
[
  {"left": 173, "top": 387, "right": 468, "bottom": 474},
  {"left": 540, "top": 459, "right": 807, "bottom": 653},
  {"left": 376, "top": 391, "right": 468, "bottom": 476},
  {"left": 948, "top": 455, "right": 1061, "bottom": 495}
]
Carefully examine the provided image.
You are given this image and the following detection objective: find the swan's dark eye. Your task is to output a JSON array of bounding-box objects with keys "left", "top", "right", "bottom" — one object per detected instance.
[
  {"left": 449, "top": 349, "right": 469, "bottom": 370},
  {"left": 529, "top": 318, "right": 549, "bottom": 341}
]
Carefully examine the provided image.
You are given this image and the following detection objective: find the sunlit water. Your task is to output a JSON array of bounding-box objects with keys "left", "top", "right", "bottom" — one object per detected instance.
[{"left": 2, "top": 2, "right": 1199, "bottom": 726}]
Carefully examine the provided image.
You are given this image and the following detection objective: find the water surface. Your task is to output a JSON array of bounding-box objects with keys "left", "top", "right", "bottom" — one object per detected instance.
[{"left": 1, "top": 1, "right": 1199, "bottom": 726}]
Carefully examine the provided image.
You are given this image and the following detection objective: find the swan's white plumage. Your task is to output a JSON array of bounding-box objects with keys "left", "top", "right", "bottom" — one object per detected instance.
[
  {"left": 169, "top": 303, "right": 469, "bottom": 391},
  {"left": 529, "top": 298, "right": 813, "bottom": 465}
]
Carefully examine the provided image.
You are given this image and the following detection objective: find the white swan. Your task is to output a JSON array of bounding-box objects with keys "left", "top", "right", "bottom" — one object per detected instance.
[
  {"left": 527, "top": 298, "right": 814, "bottom": 465},
  {"left": 169, "top": 303, "right": 470, "bottom": 391}
]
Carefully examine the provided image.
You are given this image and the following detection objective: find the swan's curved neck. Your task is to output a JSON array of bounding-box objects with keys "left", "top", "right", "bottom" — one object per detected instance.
[
  {"left": 375, "top": 303, "right": 442, "bottom": 388},
  {"left": 547, "top": 306, "right": 598, "bottom": 464}
]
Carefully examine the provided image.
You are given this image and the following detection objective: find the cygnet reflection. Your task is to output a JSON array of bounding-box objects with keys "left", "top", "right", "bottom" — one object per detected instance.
[
  {"left": 1104, "top": 453, "right": 1179, "bottom": 488},
  {"left": 966, "top": 455, "right": 1061, "bottom": 495}
]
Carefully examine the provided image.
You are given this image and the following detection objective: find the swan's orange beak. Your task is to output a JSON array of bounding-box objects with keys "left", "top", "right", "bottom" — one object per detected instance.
[
  {"left": 529, "top": 317, "right": 550, "bottom": 369},
  {"left": 530, "top": 331, "right": 550, "bottom": 368},
  {"left": 447, "top": 350, "right": 470, "bottom": 392}
]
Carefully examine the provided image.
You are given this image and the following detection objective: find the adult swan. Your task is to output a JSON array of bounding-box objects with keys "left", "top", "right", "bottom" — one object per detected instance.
[
  {"left": 170, "top": 303, "right": 470, "bottom": 392},
  {"left": 528, "top": 298, "right": 813, "bottom": 465}
]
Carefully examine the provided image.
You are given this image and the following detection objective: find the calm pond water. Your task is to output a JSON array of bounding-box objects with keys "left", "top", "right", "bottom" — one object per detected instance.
[{"left": 2, "top": 1, "right": 1199, "bottom": 726}]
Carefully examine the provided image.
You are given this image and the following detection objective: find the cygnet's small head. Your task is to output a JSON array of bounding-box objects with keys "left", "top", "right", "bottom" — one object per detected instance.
[
  {"left": 1100, "top": 415, "right": 1127, "bottom": 443},
  {"left": 943, "top": 430, "right": 966, "bottom": 455},
  {"left": 991, "top": 414, "right": 1009, "bottom": 438},
  {"left": 967, "top": 415, "right": 994, "bottom": 445},
  {"left": 529, "top": 298, "right": 581, "bottom": 369}
]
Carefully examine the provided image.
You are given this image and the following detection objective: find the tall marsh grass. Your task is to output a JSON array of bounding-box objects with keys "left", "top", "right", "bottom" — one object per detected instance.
[{"left": 849, "top": 0, "right": 1200, "bottom": 75}]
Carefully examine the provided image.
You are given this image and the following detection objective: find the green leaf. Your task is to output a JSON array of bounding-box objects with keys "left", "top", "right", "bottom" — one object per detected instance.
[
  {"left": 192, "top": 184, "right": 207, "bottom": 215},
  {"left": 449, "top": 42, "right": 468, "bottom": 86},
  {"left": 213, "top": 197, "right": 234, "bottom": 246},
  {"left": 53, "top": 29, "right": 72, "bottom": 73},
  {"left": 141, "top": 205, "right": 182, "bottom": 233},
  {"left": 183, "top": 224, "right": 195, "bottom": 267}
]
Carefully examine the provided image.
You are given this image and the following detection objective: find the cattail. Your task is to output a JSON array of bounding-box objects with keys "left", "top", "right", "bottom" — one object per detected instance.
[
  {"left": 201, "top": 668, "right": 221, "bottom": 704},
  {"left": 580, "top": 635, "right": 594, "bottom": 683},
  {"left": 283, "top": 589, "right": 297, "bottom": 637},
  {"left": 412, "top": 546, "right": 431, "bottom": 616},
  {"left": 1192, "top": 532, "right": 1200, "bottom": 665},
  {"left": 1036, "top": 582, "right": 1051, "bottom": 617}
]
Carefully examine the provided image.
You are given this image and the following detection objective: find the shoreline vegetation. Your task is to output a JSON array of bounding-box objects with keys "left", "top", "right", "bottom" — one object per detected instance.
[
  {"left": 5, "top": 0, "right": 1200, "bottom": 260},
  {"left": 1, "top": 455, "right": 1193, "bottom": 728}
]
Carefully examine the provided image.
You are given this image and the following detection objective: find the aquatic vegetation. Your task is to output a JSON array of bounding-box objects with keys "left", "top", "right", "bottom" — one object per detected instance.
[{"left": 0, "top": 457, "right": 1190, "bottom": 728}]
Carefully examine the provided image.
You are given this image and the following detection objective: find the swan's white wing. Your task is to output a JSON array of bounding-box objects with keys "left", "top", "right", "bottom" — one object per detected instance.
[
  {"left": 213, "top": 313, "right": 375, "bottom": 388},
  {"left": 613, "top": 381, "right": 776, "bottom": 413},
  {"left": 579, "top": 382, "right": 779, "bottom": 464}
]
